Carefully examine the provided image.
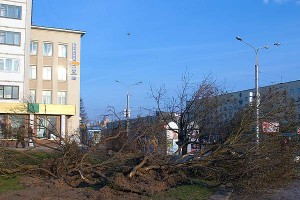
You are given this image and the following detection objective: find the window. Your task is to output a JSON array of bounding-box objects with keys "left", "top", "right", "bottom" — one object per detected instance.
[
  {"left": 11, "top": 59, "right": 19, "bottom": 72},
  {"left": 0, "top": 59, "right": 4, "bottom": 71},
  {"left": 0, "top": 58, "right": 19, "bottom": 72},
  {"left": 58, "top": 44, "right": 67, "bottom": 58},
  {"left": 42, "top": 91, "right": 51, "bottom": 104},
  {"left": 29, "top": 90, "right": 36, "bottom": 103},
  {"left": 43, "top": 66, "right": 51, "bottom": 80},
  {"left": 37, "top": 116, "right": 57, "bottom": 139},
  {"left": 0, "top": 30, "right": 20, "bottom": 46},
  {"left": 57, "top": 91, "right": 66, "bottom": 104},
  {"left": 43, "top": 43, "right": 53, "bottom": 56},
  {"left": 0, "top": 4, "right": 22, "bottom": 19},
  {"left": 5, "top": 59, "right": 12, "bottom": 71},
  {"left": 238, "top": 100, "right": 243, "bottom": 105},
  {"left": 57, "top": 67, "right": 67, "bottom": 81},
  {"left": 29, "top": 65, "right": 36, "bottom": 79},
  {"left": 0, "top": 85, "right": 19, "bottom": 99},
  {"left": 30, "top": 41, "right": 38, "bottom": 55}
]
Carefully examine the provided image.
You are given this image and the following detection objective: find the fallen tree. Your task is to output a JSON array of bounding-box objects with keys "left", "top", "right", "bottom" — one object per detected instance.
[{"left": 0, "top": 76, "right": 299, "bottom": 197}]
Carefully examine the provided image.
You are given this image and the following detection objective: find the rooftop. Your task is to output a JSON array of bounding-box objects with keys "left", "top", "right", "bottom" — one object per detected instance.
[{"left": 31, "top": 25, "right": 86, "bottom": 36}]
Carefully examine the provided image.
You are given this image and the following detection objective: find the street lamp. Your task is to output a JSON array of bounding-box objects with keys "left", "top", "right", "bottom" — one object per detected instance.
[
  {"left": 115, "top": 80, "right": 142, "bottom": 134},
  {"left": 236, "top": 36, "right": 280, "bottom": 144}
]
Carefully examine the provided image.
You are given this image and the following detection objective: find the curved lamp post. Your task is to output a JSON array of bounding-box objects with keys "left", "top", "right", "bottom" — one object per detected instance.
[
  {"left": 115, "top": 80, "right": 142, "bottom": 134},
  {"left": 236, "top": 36, "right": 280, "bottom": 144}
]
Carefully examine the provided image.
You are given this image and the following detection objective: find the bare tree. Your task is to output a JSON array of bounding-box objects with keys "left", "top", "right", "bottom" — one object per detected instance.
[{"left": 152, "top": 73, "right": 226, "bottom": 154}]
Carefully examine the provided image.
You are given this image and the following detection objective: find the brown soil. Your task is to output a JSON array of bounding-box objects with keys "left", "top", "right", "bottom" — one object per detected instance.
[{"left": 0, "top": 176, "right": 150, "bottom": 200}]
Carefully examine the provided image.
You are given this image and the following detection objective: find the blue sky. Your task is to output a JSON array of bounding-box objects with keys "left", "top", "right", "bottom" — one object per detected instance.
[{"left": 32, "top": 0, "right": 300, "bottom": 120}]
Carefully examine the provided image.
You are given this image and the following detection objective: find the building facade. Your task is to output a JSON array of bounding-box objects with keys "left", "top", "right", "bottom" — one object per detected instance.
[
  {"left": 0, "top": 0, "right": 32, "bottom": 139},
  {"left": 28, "top": 26, "right": 85, "bottom": 139},
  {"left": 0, "top": 0, "right": 31, "bottom": 103},
  {"left": 0, "top": 0, "right": 85, "bottom": 142}
]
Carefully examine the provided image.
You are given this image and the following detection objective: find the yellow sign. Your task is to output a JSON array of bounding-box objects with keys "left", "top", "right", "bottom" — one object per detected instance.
[{"left": 70, "top": 61, "right": 80, "bottom": 65}]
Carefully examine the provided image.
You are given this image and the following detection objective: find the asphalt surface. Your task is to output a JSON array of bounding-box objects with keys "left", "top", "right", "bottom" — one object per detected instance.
[{"left": 210, "top": 178, "right": 300, "bottom": 200}]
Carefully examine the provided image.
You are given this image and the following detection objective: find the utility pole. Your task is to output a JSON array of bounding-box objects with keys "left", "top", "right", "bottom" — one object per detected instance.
[{"left": 236, "top": 36, "right": 280, "bottom": 144}]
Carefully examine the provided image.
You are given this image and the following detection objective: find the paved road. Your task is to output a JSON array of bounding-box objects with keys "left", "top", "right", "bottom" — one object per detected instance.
[{"left": 229, "top": 179, "right": 300, "bottom": 200}]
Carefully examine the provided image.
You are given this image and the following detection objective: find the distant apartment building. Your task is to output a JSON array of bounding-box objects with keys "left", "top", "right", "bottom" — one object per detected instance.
[
  {"left": 0, "top": 0, "right": 85, "bottom": 142},
  {"left": 221, "top": 80, "right": 300, "bottom": 122},
  {"left": 207, "top": 80, "right": 300, "bottom": 142}
]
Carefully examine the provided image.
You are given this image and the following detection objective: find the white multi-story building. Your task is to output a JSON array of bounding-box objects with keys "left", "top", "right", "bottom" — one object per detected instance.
[
  {"left": 222, "top": 80, "right": 300, "bottom": 122},
  {"left": 0, "top": 0, "right": 32, "bottom": 102}
]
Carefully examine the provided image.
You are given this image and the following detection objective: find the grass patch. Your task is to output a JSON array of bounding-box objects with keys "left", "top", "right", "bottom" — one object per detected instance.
[
  {"left": 9, "top": 150, "right": 58, "bottom": 165},
  {"left": 148, "top": 184, "right": 213, "bottom": 200},
  {"left": 0, "top": 176, "right": 23, "bottom": 193},
  {"left": 28, "top": 151, "right": 58, "bottom": 160}
]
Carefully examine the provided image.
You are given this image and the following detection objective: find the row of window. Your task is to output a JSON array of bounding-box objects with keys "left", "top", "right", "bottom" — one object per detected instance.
[
  {"left": 0, "top": 85, "right": 19, "bottom": 99},
  {"left": 0, "top": 60, "right": 68, "bottom": 81},
  {"left": 29, "top": 90, "right": 67, "bottom": 105},
  {"left": 0, "top": 34, "right": 68, "bottom": 57},
  {"left": 29, "top": 66, "right": 67, "bottom": 81},
  {"left": 0, "top": 86, "right": 66, "bottom": 104},
  {"left": 30, "top": 41, "right": 67, "bottom": 58},
  {"left": 0, "top": 3, "right": 22, "bottom": 19},
  {"left": 0, "top": 58, "right": 19, "bottom": 72},
  {"left": 0, "top": 30, "right": 20, "bottom": 46}
]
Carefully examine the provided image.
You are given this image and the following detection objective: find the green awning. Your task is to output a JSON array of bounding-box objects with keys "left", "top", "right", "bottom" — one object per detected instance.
[{"left": 27, "top": 103, "right": 39, "bottom": 113}]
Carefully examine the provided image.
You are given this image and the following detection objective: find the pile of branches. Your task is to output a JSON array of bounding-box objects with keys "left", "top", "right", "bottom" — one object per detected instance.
[
  {"left": 0, "top": 78, "right": 299, "bottom": 196},
  {"left": 0, "top": 118, "right": 299, "bottom": 197}
]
